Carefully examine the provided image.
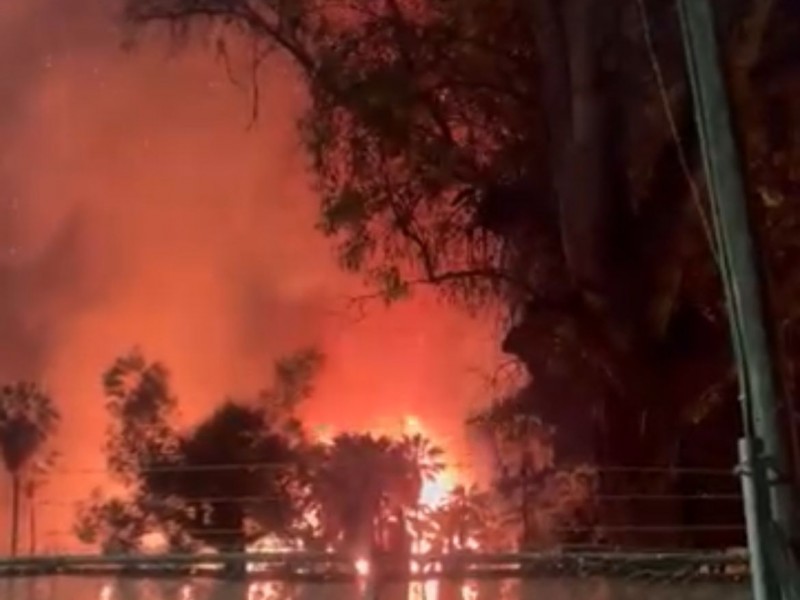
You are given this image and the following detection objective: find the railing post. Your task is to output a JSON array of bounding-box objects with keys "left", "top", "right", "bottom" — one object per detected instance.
[
  {"left": 739, "top": 437, "right": 779, "bottom": 600},
  {"left": 361, "top": 576, "right": 380, "bottom": 600},
  {"left": 359, "top": 563, "right": 381, "bottom": 600}
]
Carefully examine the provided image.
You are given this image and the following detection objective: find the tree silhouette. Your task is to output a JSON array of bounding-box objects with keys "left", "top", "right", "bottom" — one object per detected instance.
[
  {"left": 311, "top": 433, "right": 426, "bottom": 556},
  {"left": 398, "top": 433, "right": 445, "bottom": 491},
  {"left": 74, "top": 491, "right": 148, "bottom": 554},
  {"left": 426, "top": 485, "right": 496, "bottom": 552},
  {"left": 152, "top": 401, "right": 304, "bottom": 553},
  {"left": 471, "top": 395, "right": 596, "bottom": 548},
  {"left": 74, "top": 349, "right": 182, "bottom": 554},
  {"left": 261, "top": 348, "right": 324, "bottom": 413},
  {"left": 102, "top": 348, "right": 180, "bottom": 483},
  {"left": 121, "top": 0, "right": 800, "bottom": 547},
  {"left": 0, "top": 382, "right": 59, "bottom": 556},
  {"left": 23, "top": 450, "right": 58, "bottom": 555},
  {"left": 394, "top": 433, "right": 444, "bottom": 552},
  {"left": 79, "top": 348, "right": 324, "bottom": 555}
]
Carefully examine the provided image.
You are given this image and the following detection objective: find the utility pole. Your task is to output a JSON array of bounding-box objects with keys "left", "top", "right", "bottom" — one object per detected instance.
[{"left": 676, "top": 0, "right": 795, "bottom": 598}]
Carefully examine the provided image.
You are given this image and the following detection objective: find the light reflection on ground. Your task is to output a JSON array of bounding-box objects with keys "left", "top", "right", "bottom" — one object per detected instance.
[{"left": 6, "top": 576, "right": 751, "bottom": 600}]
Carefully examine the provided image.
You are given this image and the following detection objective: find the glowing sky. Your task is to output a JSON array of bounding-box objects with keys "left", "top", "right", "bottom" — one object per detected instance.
[{"left": 0, "top": 0, "right": 502, "bottom": 552}]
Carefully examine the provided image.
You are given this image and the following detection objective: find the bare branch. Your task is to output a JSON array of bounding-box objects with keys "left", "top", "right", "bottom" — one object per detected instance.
[{"left": 126, "top": 1, "right": 318, "bottom": 74}]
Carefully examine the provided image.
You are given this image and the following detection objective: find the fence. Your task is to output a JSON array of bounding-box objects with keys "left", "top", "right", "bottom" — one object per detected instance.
[
  {"left": 0, "top": 461, "right": 754, "bottom": 598},
  {"left": 25, "top": 462, "right": 748, "bottom": 553}
]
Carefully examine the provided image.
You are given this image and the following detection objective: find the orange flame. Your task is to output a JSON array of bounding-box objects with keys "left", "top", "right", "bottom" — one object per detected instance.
[{"left": 354, "top": 557, "right": 371, "bottom": 577}]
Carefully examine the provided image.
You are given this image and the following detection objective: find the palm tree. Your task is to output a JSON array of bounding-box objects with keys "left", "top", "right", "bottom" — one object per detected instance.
[
  {"left": 0, "top": 382, "right": 60, "bottom": 556},
  {"left": 311, "top": 434, "right": 422, "bottom": 556},
  {"left": 394, "top": 434, "right": 445, "bottom": 557},
  {"left": 397, "top": 434, "right": 445, "bottom": 498},
  {"left": 312, "top": 434, "right": 389, "bottom": 555},
  {"left": 23, "top": 451, "right": 59, "bottom": 555},
  {"left": 431, "top": 485, "right": 496, "bottom": 551}
]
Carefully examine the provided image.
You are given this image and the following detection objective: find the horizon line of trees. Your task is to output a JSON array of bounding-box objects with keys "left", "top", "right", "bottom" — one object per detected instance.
[
  {"left": 71, "top": 347, "right": 592, "bottom": 560},
  {"left": 0, "top": 346, "right": 597, "bottom": 562}
]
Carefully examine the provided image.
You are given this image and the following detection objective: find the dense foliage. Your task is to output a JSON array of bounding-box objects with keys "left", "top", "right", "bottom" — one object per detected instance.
[
  {"left": 77, "top": 349, "right": 469, "bottom": 557},
  {"left": 119, "top": 0, "right": 800, "bottom": 546},
  {"left": 0, "top": 382, "right": 60, "bottom": 555}
]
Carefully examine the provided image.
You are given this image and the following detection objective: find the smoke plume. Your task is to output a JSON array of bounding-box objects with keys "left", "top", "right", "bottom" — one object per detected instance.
[{"left": 0, "top": 0, "right": 501, "bottom": 552}]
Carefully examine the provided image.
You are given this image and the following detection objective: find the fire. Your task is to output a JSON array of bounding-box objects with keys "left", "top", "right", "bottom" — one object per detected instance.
[
  {"left": 222, "top": 415, "right": 473, "bottom": 600},
  {"left": 461, "top": 583, "right": 479, "bottom": 600},
  {"left": 354, "top": 557, "right": 371, "bottom": 577},
  {"left": 401, "top": 415, "right": 479, "bottom": 600},
  {"left": 246, "top": 534, "right": 303, "bottom": 600},
  {"left": 139, "top": 531, "right": 169, "bottom": 553},
  {"left": 403, "top": 415, "right": 461, "bottom": 510},
  {"left": 420, "top": 467, "right": 457, "bottom": 509},
  {"left": 308, "top": 414, "right": 481, "bottom": 600},
  {"left": 94, "top": 415, "right": 478, "bottom": 600},
  {"left": 179, "top": 584, "right": 195, "bottom": 600}
]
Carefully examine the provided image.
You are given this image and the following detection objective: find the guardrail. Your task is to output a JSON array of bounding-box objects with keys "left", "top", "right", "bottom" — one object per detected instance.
[{"left": 0, "top": 549, "right": 750, "bottom": 580}]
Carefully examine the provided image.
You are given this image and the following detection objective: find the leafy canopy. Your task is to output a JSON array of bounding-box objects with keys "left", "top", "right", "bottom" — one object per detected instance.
[
  {"left": 78, "top": 348, "right": 322, "bottom": 553},
  {"left": 0, "top": 382, "right": 60, "bottom": 474},
  {"left": 123, "top": 0, "right": 540, "bottom": 306}
]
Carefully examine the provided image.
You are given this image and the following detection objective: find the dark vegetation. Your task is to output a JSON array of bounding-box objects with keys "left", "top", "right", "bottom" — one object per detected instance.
[
  {"left": 115, "top": 0, "right": 800, "bottom": 549},
  {"left": 0, "top": 383, "right": 59, "bottom": 556},
  {"left": 73, "top": 348, "right": 540, "bottom": 557},
  {"left": 5, "top": 0, "right": 799, "bottom": 558}
]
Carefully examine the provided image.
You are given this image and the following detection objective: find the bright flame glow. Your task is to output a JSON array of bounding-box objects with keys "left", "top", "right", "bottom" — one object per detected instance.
[
  {"left": 420, "top": 468, "right": 456, "bottom": 509},
  {"left": 139, "top": 531, "right": 169, "bottom": 553},
  {"left": 99, "top": 584, "right": 114, "bottom": 600},
  {"left": 409, "top": 536, "right": 439, "bottom": 600},
  {"left": 401, "top": 415, "right": 482, "bottom": 600},
  {"left": 95, "top": 416, "right": 482, "bottom": 600},
  {"left": 404, "top": 414, "right": 461, "bottom": 510},
  {"left": 247, "top": 534, "right": 303, "bottom": 600},
  {"left": 354, "top": 557, "right": 371, "bottom": 577}
]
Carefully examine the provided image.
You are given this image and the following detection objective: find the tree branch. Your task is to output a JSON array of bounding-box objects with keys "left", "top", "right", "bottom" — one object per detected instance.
[
  {"left": 126, "top": 1, "right": 318, "bottom": 74},
  {"left": 348, "top": 266, "right": 535, "bottom": 308},
  {"left": 383, "top": 0, "right": 456, "bottom": 146}
]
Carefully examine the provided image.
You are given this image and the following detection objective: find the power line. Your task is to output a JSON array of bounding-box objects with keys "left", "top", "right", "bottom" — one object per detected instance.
[
  {"left": 36, "top": 492, "right": 743, "bottom": 507},
  {"left": 634, "top": 0, "right": 719, "bottom": 264},
  {"left": 46, "top": 462, "right": 738, "bottom": 476}
]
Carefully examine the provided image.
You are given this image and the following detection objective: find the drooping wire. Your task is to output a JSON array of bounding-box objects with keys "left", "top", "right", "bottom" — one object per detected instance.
[
  {"left": 634, "top": 0, "right": 721, "bottom": 270},
  {"left": 636, "top": 0, "right": 758, "bottom": 441}
]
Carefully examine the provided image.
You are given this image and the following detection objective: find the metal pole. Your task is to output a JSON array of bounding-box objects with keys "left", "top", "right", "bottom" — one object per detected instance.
[
  {"left": 677, "top": 0, "right": 792, "bottom": 532},
  {"left": 740, "top": 438, "right": 778, "bottom": 600},
  {"left": 676, "top": 0, "right": 794, "bottom": 596}
]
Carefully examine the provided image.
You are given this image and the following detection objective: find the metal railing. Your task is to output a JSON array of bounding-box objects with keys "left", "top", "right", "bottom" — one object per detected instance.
[{"left": 2, "top": 459, "right": 754, "bottom": 599}]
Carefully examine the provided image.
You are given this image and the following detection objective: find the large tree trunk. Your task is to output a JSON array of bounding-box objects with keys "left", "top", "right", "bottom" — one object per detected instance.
[
  {"left": 520, "top": 0, "right": 778, "bottom": 548},
  {"left": 531, "top": 0, "right": 627, "bottom": 302},
  {"left": 524, "top": 0, "right": 715, "bottom": 548}
]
